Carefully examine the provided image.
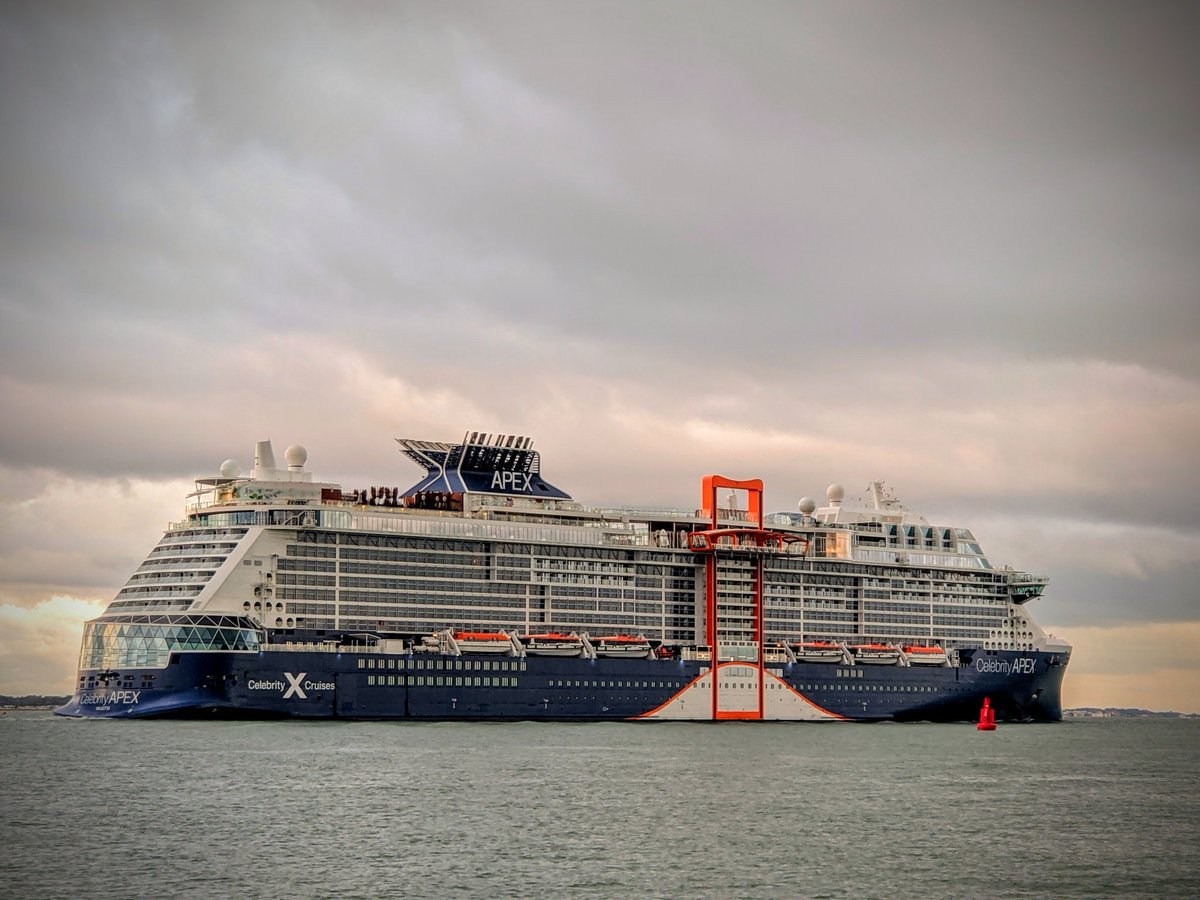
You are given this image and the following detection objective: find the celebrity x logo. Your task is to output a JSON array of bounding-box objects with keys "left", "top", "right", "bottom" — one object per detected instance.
[{"left": 283, "top": 672, "right": 307, "bottom": 699}]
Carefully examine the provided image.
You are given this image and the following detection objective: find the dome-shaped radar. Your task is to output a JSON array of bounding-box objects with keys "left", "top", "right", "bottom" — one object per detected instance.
[
  {"left": 284, "top": 444, "right": 308, "bottom": 468},
  {"left": 826, "top": 483, "right": 845, "bottom": 504},
  {"left": 219, "top": 459, "right": 241, "bottom": 479},
  {"left": 798, "top": 497, "right": 817, "bottom": 515}
]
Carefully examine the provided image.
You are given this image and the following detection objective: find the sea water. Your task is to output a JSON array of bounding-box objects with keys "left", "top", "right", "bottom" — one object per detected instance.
[{"left": 1, "top": 713, "right": 1197, "bottom": 899}]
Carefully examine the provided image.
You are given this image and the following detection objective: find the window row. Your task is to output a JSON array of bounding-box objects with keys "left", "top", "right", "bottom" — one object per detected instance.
[
  {"left": 366, "top": 675, "right": 518, "bottom": 687},
  {"left": 357, "top": 656, "right": 527, "bottom": 671}
]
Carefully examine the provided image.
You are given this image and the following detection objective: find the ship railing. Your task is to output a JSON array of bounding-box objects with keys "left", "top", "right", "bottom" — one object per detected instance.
[
  {"left": 264, "top": 641, "right": 383, "bottom": 653},
  {"left": 1001, "top": 568, "right": 1049, "bottom": 585},
  {"left": 474, "top": 496, "right": 585, "bottom": 513},
  {"left": 601, "top": 531, "right": 648, "bottom": 547},
  {"left": 125, "top": 578, "right": 214, "bottom": 592},
  {"left": 173, "top": 508, "right": 618, "bottom": 549},
  {"left": 589, "top": 505, "right": 707, "bottom": 521}
]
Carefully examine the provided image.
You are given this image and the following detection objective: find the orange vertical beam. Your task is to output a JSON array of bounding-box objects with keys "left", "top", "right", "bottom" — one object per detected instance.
[
  {"left": 701, "top": 475, "right": 764, "bottom": 529},
  {"left": 700, "top": 475, "right": 766, "bottom": 721}
]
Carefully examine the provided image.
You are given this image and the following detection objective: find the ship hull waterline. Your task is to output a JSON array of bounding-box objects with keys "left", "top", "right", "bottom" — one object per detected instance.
[{"left": 57, "top": 648, "right": 1066, "bottom": 723}]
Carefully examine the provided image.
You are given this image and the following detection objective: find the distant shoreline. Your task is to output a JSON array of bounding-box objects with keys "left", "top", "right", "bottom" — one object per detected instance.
[
  {"left": 1064, "top": 707, "right": 1198, "bottom": 719},
  {"left": 1, "top": 696, "right": 69, "bottom": 710}
]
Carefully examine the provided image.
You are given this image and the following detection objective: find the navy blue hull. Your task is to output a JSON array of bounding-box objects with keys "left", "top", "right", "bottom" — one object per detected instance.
[{"left": 57, "top": 648, "right": 1066, "bottom": 723}]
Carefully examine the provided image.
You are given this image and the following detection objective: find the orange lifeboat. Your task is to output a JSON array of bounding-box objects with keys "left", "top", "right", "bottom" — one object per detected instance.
[
  {"left": 453, "top": 631, "right": 512, "bottom": 654},
  {"left": 789, "top": 640, "right": 844, "bottom": 664},
  {"left": 521, "top": 632, "right": 584, "bottom": 657},
  {"left": 849, "top": 643, "right": 901, "bottom": 665},
  {"left": 902, "top": 645, "right": 948, "bottom": 666}
]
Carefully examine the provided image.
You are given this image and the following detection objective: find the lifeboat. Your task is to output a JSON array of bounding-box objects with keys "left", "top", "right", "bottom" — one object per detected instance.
[
  {"left": 592, "top": 634, "right": 653, "bottom": 658},
  {"left": 521, "top": 632, "right": 584, "bottom": 657},
  {"left": 789, "top": 640, "right": 844, "bottom": 664},
  {"left": 849, "top": 643, "right": 901, "bottom": 665},
  {"left": 903, "top": 644, "right": 948, "bottom": 666},
  {"left": 453, "top": 631, "right": 513, "bottom": 654}
]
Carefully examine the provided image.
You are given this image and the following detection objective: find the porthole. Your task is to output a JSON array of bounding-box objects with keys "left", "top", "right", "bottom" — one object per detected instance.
[{"left": 275, "top": 617, "right": 283, "bottom": 627}]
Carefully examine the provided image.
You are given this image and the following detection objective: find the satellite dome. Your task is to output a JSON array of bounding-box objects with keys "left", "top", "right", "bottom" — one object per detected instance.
[
  {"left": 826, "top": 483, "right": 845, "bottom": 503},
  {"left": 798, "top": 497, "right": 816, "bottom": 515},
  {"left": 219, "top": 459, "right": 241, "bottom": 479},
  {"left": 284, "top": 444, "right": 308, "bottom": 468}
]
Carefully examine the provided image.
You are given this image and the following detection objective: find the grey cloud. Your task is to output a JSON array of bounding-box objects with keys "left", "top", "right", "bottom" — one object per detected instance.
[
  {"left": 1040, "top": 563, "right": 1200, "bottom": 629},
  {"left": 7, "top": 2, "right": 1197, "bottom": 374}
]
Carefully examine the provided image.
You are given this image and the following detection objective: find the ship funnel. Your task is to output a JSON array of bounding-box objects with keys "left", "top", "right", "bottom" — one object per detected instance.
[{"left": 254, "top": 440, "right": 277, "bottom": 476}]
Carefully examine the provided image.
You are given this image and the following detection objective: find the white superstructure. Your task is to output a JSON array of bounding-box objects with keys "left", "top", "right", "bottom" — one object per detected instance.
[{"left": 99, "top": 437, "right": 1070, "bottom": 659}]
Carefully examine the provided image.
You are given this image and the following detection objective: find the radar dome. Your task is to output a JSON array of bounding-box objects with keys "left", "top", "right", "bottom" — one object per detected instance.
[
  {"left": 798, "top": 497, "right": 816, "bottom": 515},
  {"left": 219, "top": 459, "right": 241, "bottom": 479},
  {"left": 284, "top": 444, "right": 308, "bottom": 468},
  {"left": 826, "top": 483, "right": 845, "bottom": 503}
]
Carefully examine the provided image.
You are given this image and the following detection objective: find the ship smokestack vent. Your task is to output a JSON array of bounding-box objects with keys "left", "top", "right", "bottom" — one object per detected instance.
[{"left": 255, "top": 440, "right": 277, "bottom": 474}]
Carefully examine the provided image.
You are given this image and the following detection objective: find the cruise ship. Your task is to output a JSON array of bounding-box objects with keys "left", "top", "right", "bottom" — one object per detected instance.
[{"left": 56, "top": 432, "right": 1071, "bottom": 722}]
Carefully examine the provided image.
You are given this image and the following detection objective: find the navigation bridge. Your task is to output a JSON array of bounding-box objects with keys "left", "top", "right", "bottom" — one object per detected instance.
[{"left": 1004, "top": 569, "right": 1049, "bottom": 603}]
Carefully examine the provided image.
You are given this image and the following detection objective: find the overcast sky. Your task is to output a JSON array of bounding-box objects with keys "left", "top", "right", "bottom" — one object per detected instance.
[{"left": 1, "top": 1, "right": 1198, "bottom": 709}]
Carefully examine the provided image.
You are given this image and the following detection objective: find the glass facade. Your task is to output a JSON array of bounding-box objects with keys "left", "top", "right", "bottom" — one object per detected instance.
[{"left": 79, "top": 614, "right": 261, "bottom": 670}]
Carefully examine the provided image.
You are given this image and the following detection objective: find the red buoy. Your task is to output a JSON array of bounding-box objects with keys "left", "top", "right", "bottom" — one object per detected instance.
[{"left": 977, "top": 696, "right": 996, "bottom": 731}]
